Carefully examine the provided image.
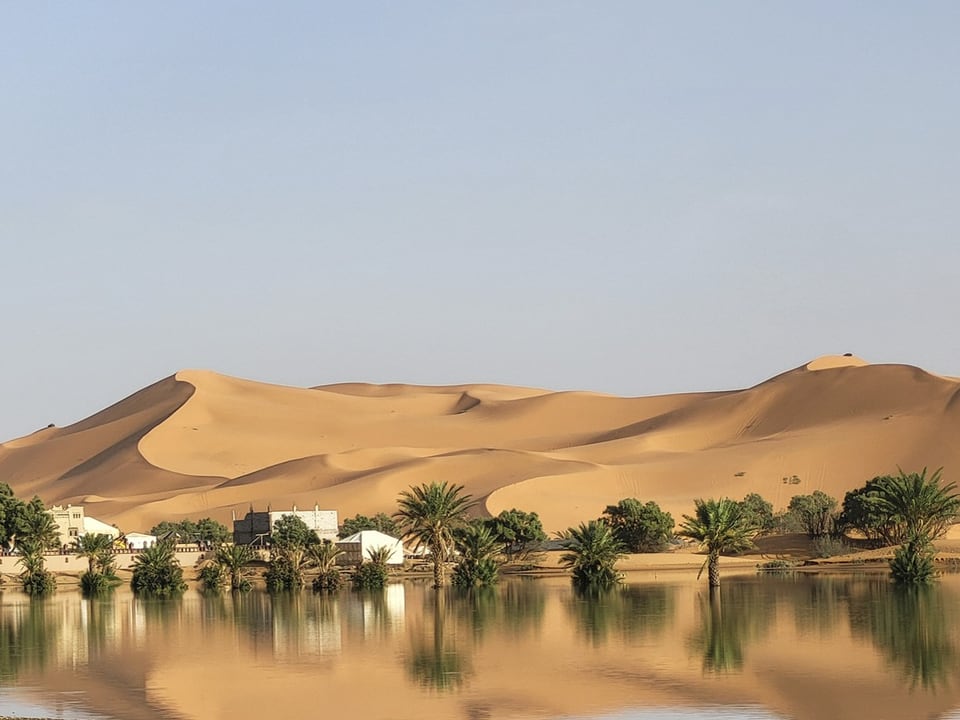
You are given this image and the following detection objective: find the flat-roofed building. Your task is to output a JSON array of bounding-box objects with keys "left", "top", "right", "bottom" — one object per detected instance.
[{"left": 233, "top": 505, "right": 338, "bottom": 546}]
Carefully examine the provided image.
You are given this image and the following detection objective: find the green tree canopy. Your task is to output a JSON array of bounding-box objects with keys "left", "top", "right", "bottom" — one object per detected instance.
[
  {"left": 737, "top": 493, "right": 775, "bottom": 534},
  {"left": 150, "top": 518, "right": 229, "bottom": 544},
  {"left": 788, "top": 491, "right": 839, "bottom": 538},
  {"left": 601, "top": 498, "right": 674, "bottom": 553},
  {"left": 338, "top": 512, "right": 399, "bottom": 539},
  {"left": 482, "top": 509, "right": 547, "bottom": 559},
  {"left": 271, "top": 514, "right": 318, "bottom": 549}
]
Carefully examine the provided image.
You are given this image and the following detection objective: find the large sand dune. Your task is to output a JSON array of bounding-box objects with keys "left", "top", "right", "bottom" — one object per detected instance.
[{"left": 1, "top": 355, "right": 958, "bottom": 533}]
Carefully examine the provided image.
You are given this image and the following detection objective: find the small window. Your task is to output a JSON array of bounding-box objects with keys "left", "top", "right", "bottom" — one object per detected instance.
[
  {"left": 72, "top": 513, "right": 81, "bottom": 519},
  {"left": 69, "top": 528, "right": 79, "bottom": 537}
]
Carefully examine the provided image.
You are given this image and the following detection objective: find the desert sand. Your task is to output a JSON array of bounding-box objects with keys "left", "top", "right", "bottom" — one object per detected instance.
[{"left": 1, "top": 354, "right": 959, "bottom": 534}]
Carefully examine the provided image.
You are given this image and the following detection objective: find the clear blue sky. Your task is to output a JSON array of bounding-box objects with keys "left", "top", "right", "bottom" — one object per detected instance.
[{"left": 2, "top": 2, "right": 959, "bottom": 441}]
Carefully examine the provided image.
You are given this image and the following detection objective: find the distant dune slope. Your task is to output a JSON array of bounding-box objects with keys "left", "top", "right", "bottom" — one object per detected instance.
[{"left": 2, "top": 355, "right": 959, "bottom": 533}]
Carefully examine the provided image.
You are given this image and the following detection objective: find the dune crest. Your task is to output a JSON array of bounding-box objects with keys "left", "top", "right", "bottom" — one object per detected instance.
[
  {"left": 2, "top": 358, "right": 959, "bottom": 532},
  {"left": 805, "top": 354, "right": 869, "bottom": 371}
]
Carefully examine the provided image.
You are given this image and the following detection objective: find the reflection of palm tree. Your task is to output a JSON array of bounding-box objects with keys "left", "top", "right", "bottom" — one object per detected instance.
[
  {"left": 689, "top": 582, "right": 775, "bottom": 673},
  {"left": 567, "top": 584, "right": 674, "bottom": 646},
  {"left": 851, "top": 581, "right": 958, "bottom": 690},
  {"left": 407, "top": 590, "right": 469, "bottom": 691}
]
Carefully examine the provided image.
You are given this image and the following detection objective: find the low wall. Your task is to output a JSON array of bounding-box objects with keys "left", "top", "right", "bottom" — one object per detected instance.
[{"left": 0, "top": 550, "right": 205, "bottom": 576}]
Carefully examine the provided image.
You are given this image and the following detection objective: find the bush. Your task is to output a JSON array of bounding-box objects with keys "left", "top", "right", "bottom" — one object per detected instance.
[
  {"left": 81, "top": 570, "right": 120, "bottom": 595},
  {"left": 812, "top": 536, "right": 854, "bottom": 558},
  {"left": 891, "top": 535, "right": 937, "bottom": 585},
  {"left": 481, "top": 509, "right": 547, "bottom": 560},
  {"left": 199, "top": 563, "right": 224, "bottom": 592},
  {"left": 265, "top": 547, "right": 306, "bottom": 592},
  {"left": 131, "top": 542, "right": 186, "bottom": 596},
  {"left": 601, "top": 498, "right": 674, "bottom": 553},
  {"left": 757, "top": 559, "right": 797, "bottom": 572},
  {"left": 788, "top": 491, "right": 840, "bottom": 537},
  {"left": 312, "top": 569, "right": 343, "bottom": 593},
  {"left": 352, "top": 561, "right": 388, "bottom": 590}
]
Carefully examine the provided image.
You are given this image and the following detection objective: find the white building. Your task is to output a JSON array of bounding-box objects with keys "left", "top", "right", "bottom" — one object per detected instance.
[
  {"left": 337, "top": 530, "right": 405, "bottom": 566},
  {"left": 233, "top": 505, "right": 338, "bottom": 545},
  {"left": 124, "top": 532, "right": 157, "bottom": 550},
  {"left": 83, "top": 516, "right": 121, "bottom": 540}
]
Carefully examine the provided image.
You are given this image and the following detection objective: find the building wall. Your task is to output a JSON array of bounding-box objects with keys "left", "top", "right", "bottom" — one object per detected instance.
[
  {"left": 48, "top": 505, "right": 85, "bottom": 548},
  {"left": 233, "top": 507, "right": 338, "bottom": 545}
]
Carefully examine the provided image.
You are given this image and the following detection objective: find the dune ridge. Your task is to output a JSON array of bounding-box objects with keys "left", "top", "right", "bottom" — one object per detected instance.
[{"left": 2, "top": 355, "right": 959, "bottom": 533}]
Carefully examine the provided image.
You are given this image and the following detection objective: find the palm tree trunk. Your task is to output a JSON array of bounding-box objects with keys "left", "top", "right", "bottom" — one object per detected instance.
[
  {"left": 432, "top": 554, "right": 444, "bottom": 588},
  {"left": 708, "top": 551, "right": 720, "bottom": 588}
]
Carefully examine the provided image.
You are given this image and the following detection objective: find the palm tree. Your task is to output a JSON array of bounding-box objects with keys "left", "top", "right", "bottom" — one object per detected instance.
[
  {"left": 131, "top": 541, "right": 186, "bottom": 596},
  {"left": 17, "top": 503, "right": 60, "bottom": 551},
  {"left": 74, "top": 533, "right": 119, "bottom": 595},
  {"left": 452, "top": 524, "right": 501, "bottom": 588},
  {"left": 559, "top": 520, "right": 625, "bottom": 588},
  {"left": 74, "top": 533, "right": 115, "bottom": 574},
  {"left": 394, "top": 482, "right": 477, "bottom": 588},
  {"left": 678, "top": 498, "right": 758, "bottom": 590},
  {"left": 874, "top": 468, "right": 960, "bottom": 542},
  {"left": 17, "top": 539, "right": 55, "bottom": 596},
  {"left": 215, "top": 543, "right": 255, "bottom": 591},
  {"left": 265, "top": 544, "right": 309, "bottom": 592},
  {"left": 308, "top": 540, "right": 344, "bottom": 592}
]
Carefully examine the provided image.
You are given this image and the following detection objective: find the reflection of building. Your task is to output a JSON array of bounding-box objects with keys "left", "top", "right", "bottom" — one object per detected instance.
[
  {"left": 337, "top": 530, "right": 405, "bottom": 566},
  {"left": 233, "top": 505, "right": 338, "bottom": 545}
]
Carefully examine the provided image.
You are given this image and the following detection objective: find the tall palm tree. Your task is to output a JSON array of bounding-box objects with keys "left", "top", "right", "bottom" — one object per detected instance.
[
  {"left": 394, "top": 481, "right": 477, "bottom": 588},
  {"left": 678, "top": 498, "right": 758, "bottom": 590},
  {"left": 558, "top": 520, "right": 625, "bottom": 588}
]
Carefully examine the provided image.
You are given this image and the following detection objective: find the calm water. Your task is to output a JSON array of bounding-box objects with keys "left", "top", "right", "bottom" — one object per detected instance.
[{"left": 2, "top": 572, "right": 960, "bottom": 720}]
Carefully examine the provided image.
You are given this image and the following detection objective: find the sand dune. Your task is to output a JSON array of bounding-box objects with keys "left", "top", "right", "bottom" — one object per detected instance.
[{"left": 1, "top": 355, "right": 959, "bottom": 533}]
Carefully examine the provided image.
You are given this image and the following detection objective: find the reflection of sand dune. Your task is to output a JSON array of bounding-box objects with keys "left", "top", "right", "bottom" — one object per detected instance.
[
  {"left": 11, "top": 579, "right": 960, "bottom": 720},
  {"left": 2, "top": 356, "right": 959, "bottom": 533}
]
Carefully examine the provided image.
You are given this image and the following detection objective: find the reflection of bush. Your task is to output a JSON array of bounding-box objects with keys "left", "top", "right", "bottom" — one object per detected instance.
[
  {"left": 850, "top": 581, "right": 958, "bottom": 690},
  {"left": 0, "top": 601, "right": 59, "bottom": 682}
]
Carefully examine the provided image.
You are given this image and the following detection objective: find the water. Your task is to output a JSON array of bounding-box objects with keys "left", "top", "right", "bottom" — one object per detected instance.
[{"left": 1, "top": 572, "right": 959, "bottom": 720}]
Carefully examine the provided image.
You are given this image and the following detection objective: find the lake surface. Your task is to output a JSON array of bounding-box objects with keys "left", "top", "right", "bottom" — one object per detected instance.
[{"left": 2, "top": 571, "right": 960, "bottom": 720}]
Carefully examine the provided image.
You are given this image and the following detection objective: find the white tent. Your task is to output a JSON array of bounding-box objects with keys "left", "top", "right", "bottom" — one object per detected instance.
[
  {"left": 82, "top": 516, "right": 120, "bottom": 540},
  {"left": 337, "top": 530, "right": 404, "bottom": 566}
]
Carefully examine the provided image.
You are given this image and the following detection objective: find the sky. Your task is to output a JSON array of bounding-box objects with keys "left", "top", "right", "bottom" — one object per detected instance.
[{"left": 2, "top": 2, "right": 959, "bottom": 441}]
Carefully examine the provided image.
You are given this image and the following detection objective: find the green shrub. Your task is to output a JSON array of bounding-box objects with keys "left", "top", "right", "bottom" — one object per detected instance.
[
  {"left": 312, "top": 569, "right": 343, "bottom": 593},
  {"left": 352, "top": 561, "right": 388, "bottom": 590},
  {"left": 812, "top": 536, "right": 854, "bottom": 558},
  {"left": 891, "top": 535, "right": 937, "bottom": 585}
]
